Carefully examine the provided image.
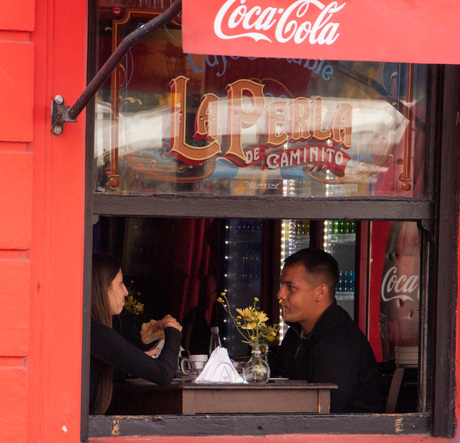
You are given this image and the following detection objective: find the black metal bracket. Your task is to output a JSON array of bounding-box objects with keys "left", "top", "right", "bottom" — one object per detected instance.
[
  {"left": 51, "top": 95, "right": 77, "bottom": 135},
  {"left": 51, "top": 0, "right": 182, "bottom": 135}
]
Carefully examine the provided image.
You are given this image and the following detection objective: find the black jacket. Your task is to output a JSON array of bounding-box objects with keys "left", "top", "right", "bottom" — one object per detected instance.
[{"left": 270, "top": 301, "right": 383, "bottom": 413}]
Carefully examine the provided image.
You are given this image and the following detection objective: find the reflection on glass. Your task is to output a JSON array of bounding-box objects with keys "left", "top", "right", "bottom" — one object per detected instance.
[{"left": 94, "top": 5, "right": 428, "bottom": 198}]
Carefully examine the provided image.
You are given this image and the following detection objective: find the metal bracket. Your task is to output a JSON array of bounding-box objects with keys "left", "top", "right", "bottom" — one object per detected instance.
[
  {"left": 51, "top": 95, "right": 77, "bottom": 135},
  {"left": 50, "top": 0, "right": 182, "bottom": 135}
]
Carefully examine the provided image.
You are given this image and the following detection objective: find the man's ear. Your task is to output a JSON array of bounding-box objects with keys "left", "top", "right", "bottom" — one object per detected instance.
[{"left": 315, "top": 283, "right": 330, "bottom": 302}]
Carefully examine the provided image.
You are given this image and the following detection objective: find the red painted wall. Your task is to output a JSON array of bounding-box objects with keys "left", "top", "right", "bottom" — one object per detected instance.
[
  {"left": 0, "top": 1, "right": 458, "bottom": 442},
  {"left": 0, "top": 0, "right": 87, "bottom": 441}
]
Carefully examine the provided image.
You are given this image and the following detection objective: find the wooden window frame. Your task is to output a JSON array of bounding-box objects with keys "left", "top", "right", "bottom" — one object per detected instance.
[{"left": 81, "top": 6, "right": 458, "bottom": 436}]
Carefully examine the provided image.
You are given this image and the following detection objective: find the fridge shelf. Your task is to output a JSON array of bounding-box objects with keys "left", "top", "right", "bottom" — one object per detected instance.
[
  {"left": 326, "top": 233, "right": 356, "bottom": 243},
  {"left": 335, "top": 292, "right": 355, "bottom": 300}
]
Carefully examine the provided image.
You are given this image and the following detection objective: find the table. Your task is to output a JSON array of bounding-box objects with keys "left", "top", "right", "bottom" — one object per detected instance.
[{"left": 108, "top": 379, "right": 337, "bottom": 415}]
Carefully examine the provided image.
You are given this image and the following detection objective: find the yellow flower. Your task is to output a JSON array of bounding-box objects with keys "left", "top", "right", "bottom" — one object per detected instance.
[
  {"left": 260, "top": 325, "right": 278, "bottom": 343},
  {"left": 236, "top": 307, "right": 255, "bottom": 319},
  {"left": 217, "top": 294, "right": 279, "bottom": 347},
  {"left": 255, "top": 311, "right": 268, "bottom": 323},
  {"left": 241, "top": 321, "right": 257, "bottom": 330},
  {"left": 125, "top": 282, "right": 144, "bottom": 315}
]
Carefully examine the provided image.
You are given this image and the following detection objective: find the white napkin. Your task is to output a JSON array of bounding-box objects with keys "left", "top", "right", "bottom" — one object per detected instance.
[{"left": 194, "top": 347, "right": 245, "bottom": 383}]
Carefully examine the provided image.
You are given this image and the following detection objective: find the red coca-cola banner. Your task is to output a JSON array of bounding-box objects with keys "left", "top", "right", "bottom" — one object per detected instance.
[{"left": 182, "top": 0, "right": 460, "bottom": 64}]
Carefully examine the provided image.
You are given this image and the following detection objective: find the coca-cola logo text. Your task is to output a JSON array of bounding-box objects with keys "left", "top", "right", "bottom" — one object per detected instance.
[
  {"left": 381, "top": 266, "right": 419, "bottom": 303},
  {"left": 214, "top": 0, "right": 346, "bottom": 46}
]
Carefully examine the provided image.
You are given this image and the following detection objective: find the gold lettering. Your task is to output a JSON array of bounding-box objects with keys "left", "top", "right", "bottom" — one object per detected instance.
[
  {"left": 311, "top": 97, "right": 331, "bottom": 141},
  {"left": 290, "top": 98, "right": 311, "bottom": 142},
  {"left": 331, "top": 103, "right": 352, "bottom": 148},
  {"left": 225, "top": 79, "right": 265, "bottom": 164},
  {"left": 169, "top": 76, "right": 221, "bottom": 164},
  {"left": 266, "top": 100, "right": 288, "bottom": 146},
  {"left": 194, "top": 93, "right": 220, "bottom": 142}
]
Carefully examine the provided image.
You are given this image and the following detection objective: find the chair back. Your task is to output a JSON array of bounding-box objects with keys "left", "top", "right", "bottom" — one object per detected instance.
[{"left": 385, "top": 367, "right": 405, "bottom": 413}]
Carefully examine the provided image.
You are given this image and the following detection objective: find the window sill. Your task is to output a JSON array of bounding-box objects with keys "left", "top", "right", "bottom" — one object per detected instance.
[{"left": 89, "top": 413, "right": 430, "bottom": 438}]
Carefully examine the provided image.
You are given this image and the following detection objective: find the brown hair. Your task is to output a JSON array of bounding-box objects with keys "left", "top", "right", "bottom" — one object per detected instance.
[{"left": 91, "top": 252, "right": 121, "bottom": 414}]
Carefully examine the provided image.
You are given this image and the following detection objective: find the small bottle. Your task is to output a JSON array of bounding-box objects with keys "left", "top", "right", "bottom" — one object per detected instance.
[
  {"left": 209, "top": 326, "right": 222, "bottom": 357},
  {"left": 333, "top": 220, "right": 340, "bottom": 234}
]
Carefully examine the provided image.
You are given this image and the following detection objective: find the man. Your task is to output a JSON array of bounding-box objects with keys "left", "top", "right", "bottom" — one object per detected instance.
[{"left": 270, "top": 248, "right": 383, "bottom": 413}]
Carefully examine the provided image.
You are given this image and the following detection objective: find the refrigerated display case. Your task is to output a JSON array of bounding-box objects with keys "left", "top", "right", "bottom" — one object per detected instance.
[
  {"left": 222, "top": 219, "right": 264, "bottom": 357},
  {"left": 324, "top": 220, "right": 357, "bottom": 320}
]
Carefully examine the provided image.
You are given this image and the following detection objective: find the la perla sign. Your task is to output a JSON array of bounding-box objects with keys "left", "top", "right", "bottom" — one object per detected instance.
[{"left": 214, "top": 0, "right": 346, "bottom": 45}]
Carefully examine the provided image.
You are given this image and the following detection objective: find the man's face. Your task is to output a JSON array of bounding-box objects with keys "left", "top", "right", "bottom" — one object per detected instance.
[{"left": 277, "top": 263, "right": 320, "bottom": 326}]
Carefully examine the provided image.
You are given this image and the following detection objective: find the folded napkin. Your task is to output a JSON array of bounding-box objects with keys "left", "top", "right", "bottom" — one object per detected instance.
[{"left": 194, "top": 347, "right": 245, "bottom": 383}]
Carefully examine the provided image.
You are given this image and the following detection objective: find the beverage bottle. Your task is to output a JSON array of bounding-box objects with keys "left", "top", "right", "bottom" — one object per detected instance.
[
  {"left": 242, "top": 247, "right": 249, "bottom": 280},
  {"left": 379, "top": 222, "right": 420, "bottom": 361},
  {"left": 338, "top": 272, "right": 345, "bottom": 292},
  {"left": 349, "top": 271, "right": 355, "bottom": 293},
  {"left": 334, "top": 220, "right": 339, "bottom": 234},
  {"left": 209, "top": 326, "right": 222, "bottom": 357},
  {"left": 338, "top": 221, "right": 345, "bottom": 234},
  {"left": 344, "top": 272, "right": 350, "bottom": 292}
]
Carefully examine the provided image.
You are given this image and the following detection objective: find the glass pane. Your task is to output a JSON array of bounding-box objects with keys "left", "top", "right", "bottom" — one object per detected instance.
[
  {"left": 94, "top": 5, "right": 428, "bottom": 198},
  {"left": 323, "top": 220, "right": 356, "bottom": 320}
]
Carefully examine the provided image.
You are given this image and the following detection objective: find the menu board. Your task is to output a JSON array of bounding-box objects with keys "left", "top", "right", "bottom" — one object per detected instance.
[{"left": 94, "top": 7, "right": 428, "bottom": 198}]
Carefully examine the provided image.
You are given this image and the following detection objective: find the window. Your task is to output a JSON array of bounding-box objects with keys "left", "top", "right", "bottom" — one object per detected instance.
[{"left": 83, "top": 0, "right": 457, "bottom": 438}]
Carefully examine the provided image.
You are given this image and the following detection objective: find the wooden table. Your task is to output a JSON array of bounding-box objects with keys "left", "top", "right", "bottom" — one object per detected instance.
[{"left": 108, "top": 379, "right": 337, "bottom": 415}]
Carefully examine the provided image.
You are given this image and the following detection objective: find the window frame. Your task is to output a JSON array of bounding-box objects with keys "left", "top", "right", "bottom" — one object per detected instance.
[{"left": 81, "top": 2, "right": 457, "bottom": 436}]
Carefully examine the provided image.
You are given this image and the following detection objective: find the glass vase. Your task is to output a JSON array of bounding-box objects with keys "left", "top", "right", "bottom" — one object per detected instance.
[{"left": 242, "top": 346, "right": 270, "bottom": 383}]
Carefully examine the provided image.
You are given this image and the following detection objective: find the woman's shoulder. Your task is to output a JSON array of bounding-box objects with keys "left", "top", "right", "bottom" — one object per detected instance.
[
  {"left": 91, "top": 319, "right": 119, "bottom": 344},
  {"left": 91, "top": 318, "right": 109, "bottom": 331}
]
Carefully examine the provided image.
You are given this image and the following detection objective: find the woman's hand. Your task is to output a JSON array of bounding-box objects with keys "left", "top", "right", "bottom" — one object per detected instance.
[
  {"left": 145, "top": 347, "right": 160, "bottom": 358},
  {"left": 155, "top": 314, "right": 182, "bottom": 333}
]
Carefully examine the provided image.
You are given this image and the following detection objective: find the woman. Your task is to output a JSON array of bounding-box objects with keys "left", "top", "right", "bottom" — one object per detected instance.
[{"left": 90, "top": 252, "right": 182, "bottom": 414}]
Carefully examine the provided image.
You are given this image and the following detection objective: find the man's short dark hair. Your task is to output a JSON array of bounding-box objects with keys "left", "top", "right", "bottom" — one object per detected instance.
[{"left": 284, "top": 248, "right": 340, "bottom": 296}]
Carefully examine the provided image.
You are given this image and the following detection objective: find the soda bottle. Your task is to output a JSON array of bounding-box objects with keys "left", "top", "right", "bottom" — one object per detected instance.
[
  {"left": 349, "top": 271, "right": 355, "bottom": 293},
  {"left": 333, "top": 220, "right": 339, "bottom": 234},
  {"left": 209, "top": 326, "right": 222, "bottom": 357},
  {"left": 379, "top": 222, "right": 420, "bottom": 361}
]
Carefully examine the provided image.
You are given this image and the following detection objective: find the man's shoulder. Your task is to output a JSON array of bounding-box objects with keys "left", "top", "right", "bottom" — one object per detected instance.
[
  {"left": 314, "top": 304, "right": 369, "bottom": 346},
  {"left": 282, "top": 324, "right": 303, "bottom": 343}
]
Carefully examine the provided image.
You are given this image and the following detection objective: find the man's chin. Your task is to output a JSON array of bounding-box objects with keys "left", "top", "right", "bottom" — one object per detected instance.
[{"left": 283, "top": 312, "right": 298, "bottom": 323}]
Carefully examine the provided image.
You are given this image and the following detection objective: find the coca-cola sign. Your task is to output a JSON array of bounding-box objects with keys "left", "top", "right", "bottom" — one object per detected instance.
[
  {"left": 183, "top": 0, "right": 460, "bottom": 64},
  {"left": 379, "top": 221, "right": 420, "bottom": 360},
  {"left": 380, "top": 266, "right": 419, "bottom": 303},
  {"left": 213, "top": 0, "right": 345, "bottom": 46}
]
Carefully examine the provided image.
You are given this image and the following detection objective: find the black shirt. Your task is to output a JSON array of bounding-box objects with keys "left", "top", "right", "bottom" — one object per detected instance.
[
  {"left": 270, "top": 301, "right": 383, "bottom": 413},
  {"left": 90, "top": 320, "right": 182, "bottom": 411}
]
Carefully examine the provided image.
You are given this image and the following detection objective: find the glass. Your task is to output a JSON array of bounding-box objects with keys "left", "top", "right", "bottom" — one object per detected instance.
[
  {"left": 324, "top": 220, "right": 356, "bottom": 320},
  {"left": 242, "top": 346, "right": 270, "bottom": 383},
  {"left": 223, "top": 219, "right": 264, "bottom": 356},
  {"left": 94, "top": 4, "right": 429, "bottom": 198}
]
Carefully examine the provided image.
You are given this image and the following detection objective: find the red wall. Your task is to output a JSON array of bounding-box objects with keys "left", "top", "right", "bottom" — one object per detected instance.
[
  {"left": 0, "top": 1, "right": 458, "bottom": 442},
  {"left": 0, "top": 0, "right": 87, "bottom": 441}
]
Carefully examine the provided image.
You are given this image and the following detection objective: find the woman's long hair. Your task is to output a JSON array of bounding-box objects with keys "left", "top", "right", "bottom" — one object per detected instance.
[{"left": 91, "top": 252, "right": 121, "bottom": 414}]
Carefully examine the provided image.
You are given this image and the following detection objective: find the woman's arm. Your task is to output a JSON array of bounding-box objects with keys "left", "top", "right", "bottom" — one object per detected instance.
[{"left": 91, "top": 320, "right": 182, "bottom": 385}]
